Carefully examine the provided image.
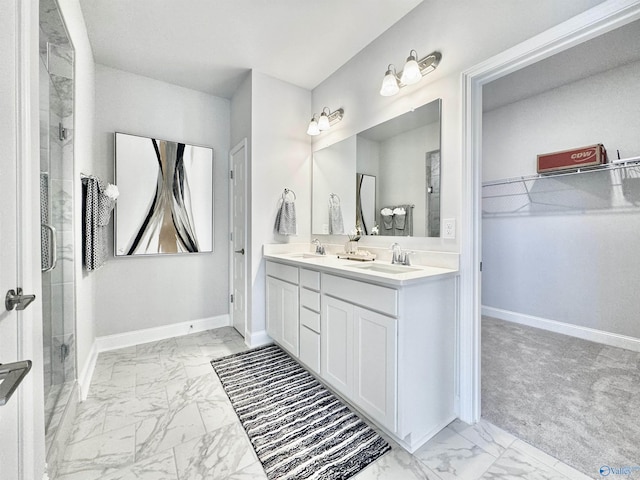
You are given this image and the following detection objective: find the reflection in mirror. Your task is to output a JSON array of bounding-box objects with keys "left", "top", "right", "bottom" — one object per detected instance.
[
  {"left": 356, "top": 174, "right": 376, "bottom": 234},
  {"left": 312, "top": 98, "right": 441, "bottom": 237},
  {"left": 312, "top": 136, "right": 356, "bottom": 234}
]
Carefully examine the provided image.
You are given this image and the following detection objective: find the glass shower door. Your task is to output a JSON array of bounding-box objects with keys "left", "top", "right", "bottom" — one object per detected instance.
[{"left": 39, "top": 0, "right": 76, "bottom": 458}]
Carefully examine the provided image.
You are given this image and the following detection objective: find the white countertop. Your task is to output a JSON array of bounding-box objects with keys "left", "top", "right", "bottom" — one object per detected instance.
[{"left": 263, "top": 246, "right": 458, "bottom": 287}]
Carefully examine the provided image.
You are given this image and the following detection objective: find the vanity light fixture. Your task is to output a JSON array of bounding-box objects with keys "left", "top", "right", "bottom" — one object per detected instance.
[
  {"left": 307, "top": 107, "right": 344, "bottom": 136},
  {"left": 380, "top": 50, "right": 442, "bottom": 97}
]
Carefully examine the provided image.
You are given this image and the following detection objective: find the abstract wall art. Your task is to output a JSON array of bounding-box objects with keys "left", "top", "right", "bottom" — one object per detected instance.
[{"left": 115, "top": 132, "right": 213, "bottom": 256}]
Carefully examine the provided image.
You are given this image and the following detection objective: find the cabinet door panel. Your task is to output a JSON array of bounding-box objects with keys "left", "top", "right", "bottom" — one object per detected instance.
[
  {"left": 299, "top": 325, "right": 320, "bottom": 374},
  {"left": 354, "top": 307, "right": 397, "bottom": 432},
  {"left": 280, "top": 280, "right": 300, "bottom": 356},
  {"left": 321, "top": 296, "right": 353, "bottom": 397},
  {"left": 266, "top": 276, "right": 280, "bottom": 341}
]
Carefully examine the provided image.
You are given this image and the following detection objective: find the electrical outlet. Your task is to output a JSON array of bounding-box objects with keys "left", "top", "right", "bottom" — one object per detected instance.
[{"left": 443, "top": 218, "right": 456, "bottom": 239}]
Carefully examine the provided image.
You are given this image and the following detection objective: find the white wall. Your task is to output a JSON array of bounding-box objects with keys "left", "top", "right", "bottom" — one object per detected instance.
[
  {"left": 483, "top": 60, "right": 640, "bottom": 181},
  {"left": 310, "top": 0, "right": 605, "bottom": 251},
  {"left": 249, "top": 72, "right": 311, "bottom": 342},
  {"left": 93, "top": 65, "right": 230, "bottom": 337},
  {"left": 482, "top": 59, "right": 640, "bottom": 339},
  {"left": 57, "top": 0, "right": 97, "bottom": 393}
]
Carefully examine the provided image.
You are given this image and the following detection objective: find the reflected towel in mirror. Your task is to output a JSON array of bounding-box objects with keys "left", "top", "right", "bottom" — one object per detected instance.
[{"left": 328, "top": 193, "right": 344, "bottom": 234}]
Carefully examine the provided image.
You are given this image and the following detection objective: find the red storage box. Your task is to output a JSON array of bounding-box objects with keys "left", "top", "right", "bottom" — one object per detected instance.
[{"left": 537, "top": 144, "right": 607, "bottom": 173}]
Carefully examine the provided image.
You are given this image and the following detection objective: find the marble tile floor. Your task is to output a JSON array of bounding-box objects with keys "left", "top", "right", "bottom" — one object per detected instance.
[{"left": 56, "top": 327, "right": 592, "bottom": 480}]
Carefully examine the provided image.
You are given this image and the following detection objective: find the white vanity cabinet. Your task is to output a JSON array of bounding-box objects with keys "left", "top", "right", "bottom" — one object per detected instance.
[
  {"left": 266, "top": 262, "right": 299, "bottom": 357},
  {"left": 264, "top": 254, "right": 457, "bottom": 453},
  {"left": 322, "top": 294, "right": 397, "bottom": 432}
]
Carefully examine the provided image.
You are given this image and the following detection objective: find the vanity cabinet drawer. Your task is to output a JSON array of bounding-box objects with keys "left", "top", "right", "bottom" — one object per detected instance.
[
  {"left": 300, "top": 325, "right": 320, "bottom": 374},
  {"left": 301, "top": 307, "right": 321, "bottom": 333},
  {"left": 300, "top": 288, "right": 320, "bottom": 312},
  {"left": 300, "top": 268, "right": 321, "bottom": 291},
  {"left": 323, "top": 274, "right": 398, "bottom": 317},
  {"left": 266, "top": 261, "right": 298, "bottom": 284}
]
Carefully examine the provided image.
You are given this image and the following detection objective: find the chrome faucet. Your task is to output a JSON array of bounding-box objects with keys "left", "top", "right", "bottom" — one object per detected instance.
[
  {"left": 312, "top": 238, "right": 326, "bottom": 255},
  {"left": 390, "top": 243, "right": 411, "bottom": 265}
]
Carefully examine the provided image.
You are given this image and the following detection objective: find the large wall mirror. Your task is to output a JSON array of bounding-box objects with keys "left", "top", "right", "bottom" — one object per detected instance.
[{"left": 312, "top": 98, "right": 441, "bottom": 237}]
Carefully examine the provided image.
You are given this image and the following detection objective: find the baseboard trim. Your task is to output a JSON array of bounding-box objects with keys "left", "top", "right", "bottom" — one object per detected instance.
[
  {"left": 95, "top": 314, "right": 231, "bottom": 353},
  {"left": 482, "top": 306, "right": 640, "bottom": 353},
  {"left": 78, "top": 315, "right": 231, "bottom": 398},
  {"left": 245, "top": 329, "right": 273, "bottom": 348},
  {"left": 78, "top": 342, "right": 98, "bottom": 401}
]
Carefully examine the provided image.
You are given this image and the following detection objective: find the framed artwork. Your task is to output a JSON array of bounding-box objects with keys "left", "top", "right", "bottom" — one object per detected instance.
[{"left": 115, "top": 132, "right": 213, "bottom": 256}]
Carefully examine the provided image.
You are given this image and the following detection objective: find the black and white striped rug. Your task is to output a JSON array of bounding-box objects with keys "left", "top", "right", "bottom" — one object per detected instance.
[{"left": 211, "top": 344, "right": 391, "bottom": 480}]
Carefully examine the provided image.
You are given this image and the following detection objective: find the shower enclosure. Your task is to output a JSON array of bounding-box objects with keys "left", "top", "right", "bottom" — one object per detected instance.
[{"left": 39, "top": 0, "right": 77, "bottom": 466}]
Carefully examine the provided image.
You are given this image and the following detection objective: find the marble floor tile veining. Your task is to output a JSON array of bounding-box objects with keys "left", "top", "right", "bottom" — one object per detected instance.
[{"left": 56, "top": 326, "right": 591, "bottom": 480}]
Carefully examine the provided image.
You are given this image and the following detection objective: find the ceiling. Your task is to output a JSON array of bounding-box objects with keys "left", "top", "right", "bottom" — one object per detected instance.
[
  {"left": 483, "top": 19, "right": 640, "bottom": 112},
  {"left": 79, "top": 0, "right": 423, "bottom": 98}
]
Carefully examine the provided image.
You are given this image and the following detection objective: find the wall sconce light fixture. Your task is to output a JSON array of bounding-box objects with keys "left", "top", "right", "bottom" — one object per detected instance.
[
  {"left": 307, "top": 107, "right": 344, "bottom": 136},
  {"left": 380, "top": 50, "right": 442, "bottom": 97}
]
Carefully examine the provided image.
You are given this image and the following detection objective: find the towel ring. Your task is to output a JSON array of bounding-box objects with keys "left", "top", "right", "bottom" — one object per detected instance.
[{"left": 283, "top": 188, "right": 296, "bottom": 201}]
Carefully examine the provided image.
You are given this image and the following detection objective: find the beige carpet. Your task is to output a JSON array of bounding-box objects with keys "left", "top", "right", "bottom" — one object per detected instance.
[{"left": 482, "top": 316, "right": 640, "bottom": 479}]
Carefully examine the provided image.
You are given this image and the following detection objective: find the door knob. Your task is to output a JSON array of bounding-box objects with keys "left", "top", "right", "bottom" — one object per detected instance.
[
  {"left": 234, "top": 248, "right": 245, "bottom": 255},
  {"left": 5, "top": 288, "right": 36, "bottom": 311}
]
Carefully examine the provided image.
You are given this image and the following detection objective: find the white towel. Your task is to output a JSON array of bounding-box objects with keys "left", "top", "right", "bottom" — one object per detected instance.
[
  {"left": 329, "top": 194, "right": 344, "bottom": 234},
  {"left": 392, "top": 207, "right": 406, "bottom": 215},
  {"left": 381, "top": 208, "right": 393, "bottom": 230},
  {"left": 274, "top": 198, "right": 297, "bottom": 235}
]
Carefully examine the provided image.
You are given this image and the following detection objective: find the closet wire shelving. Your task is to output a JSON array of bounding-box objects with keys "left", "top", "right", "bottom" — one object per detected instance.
[{"left": 482, "top": 156, "right": 640, "bottom": 217}]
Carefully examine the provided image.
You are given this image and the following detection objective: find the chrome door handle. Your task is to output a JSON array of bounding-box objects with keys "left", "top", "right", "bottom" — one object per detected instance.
[
  {"left": 0, "top": 360, "right": 32, "bottom": 406},
  {"left": 234, "top": 248, "right": 245, "bottom": 255},
  {"left": 41, "top": 223, "right": 57, "bottom": 272},
  {"left": 5, "top": 288, "right": 36, "bottom": 311}
]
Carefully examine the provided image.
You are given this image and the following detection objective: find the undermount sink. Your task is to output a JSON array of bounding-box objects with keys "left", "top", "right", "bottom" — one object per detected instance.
[
  {"left": 352, "top": 263, "right": 422, "bottom": 275},
  {"left": 287, "top": 252, "right": 326, "bottom": 259}
]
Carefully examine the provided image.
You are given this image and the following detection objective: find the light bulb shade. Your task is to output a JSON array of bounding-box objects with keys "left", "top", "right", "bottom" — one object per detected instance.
[
  {"left": 400, "top": 55, "right": 422, "bottom": 85},
  {"left": 317, "top": 112, "right": 330, "bottom": 131},
  {"left": 307, "top": 118, "right": 320, "bottom": 136},
  {"left": 380, "top": 70, "right": 400, "bottom": 96}
]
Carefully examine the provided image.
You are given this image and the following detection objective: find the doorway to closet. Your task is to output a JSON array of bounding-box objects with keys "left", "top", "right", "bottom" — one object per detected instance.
[{"left": 478, "top": 16, "right": 640, "bottom": 479}]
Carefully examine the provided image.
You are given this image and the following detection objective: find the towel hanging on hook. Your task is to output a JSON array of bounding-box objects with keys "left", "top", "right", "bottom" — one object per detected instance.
[
  {"left": 275, "top": 188, "right": 297, "bottom": 235},
  {"left": 283, "top": 188, "right": 296, "bottom": 201}
]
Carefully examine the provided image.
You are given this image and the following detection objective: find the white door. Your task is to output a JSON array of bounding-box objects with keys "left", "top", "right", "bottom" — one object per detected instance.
[
  {"left": 0, "top": 3, "right": 42, "bottom": 478},
  {"left": 0, "top": 5, "right": 21, "bottom": 472},
  {"left": 353, "top": 306, "right": 397, "bottom": 432},
  {"left": 321, "top": 296, "right": 354, "bottom": 398},
  {"left": 230, "top": 139, "right": 247, "bottom": 337}
]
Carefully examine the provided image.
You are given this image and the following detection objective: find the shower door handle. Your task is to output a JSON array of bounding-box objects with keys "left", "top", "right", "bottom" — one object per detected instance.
[{"left": 41, "top": 223, "right": 57, "bottom": 272}]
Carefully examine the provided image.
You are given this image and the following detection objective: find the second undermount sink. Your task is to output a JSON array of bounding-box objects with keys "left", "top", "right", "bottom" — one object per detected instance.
[{"left": 352, "top": 263, "right": 422, "bottom": 275}]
